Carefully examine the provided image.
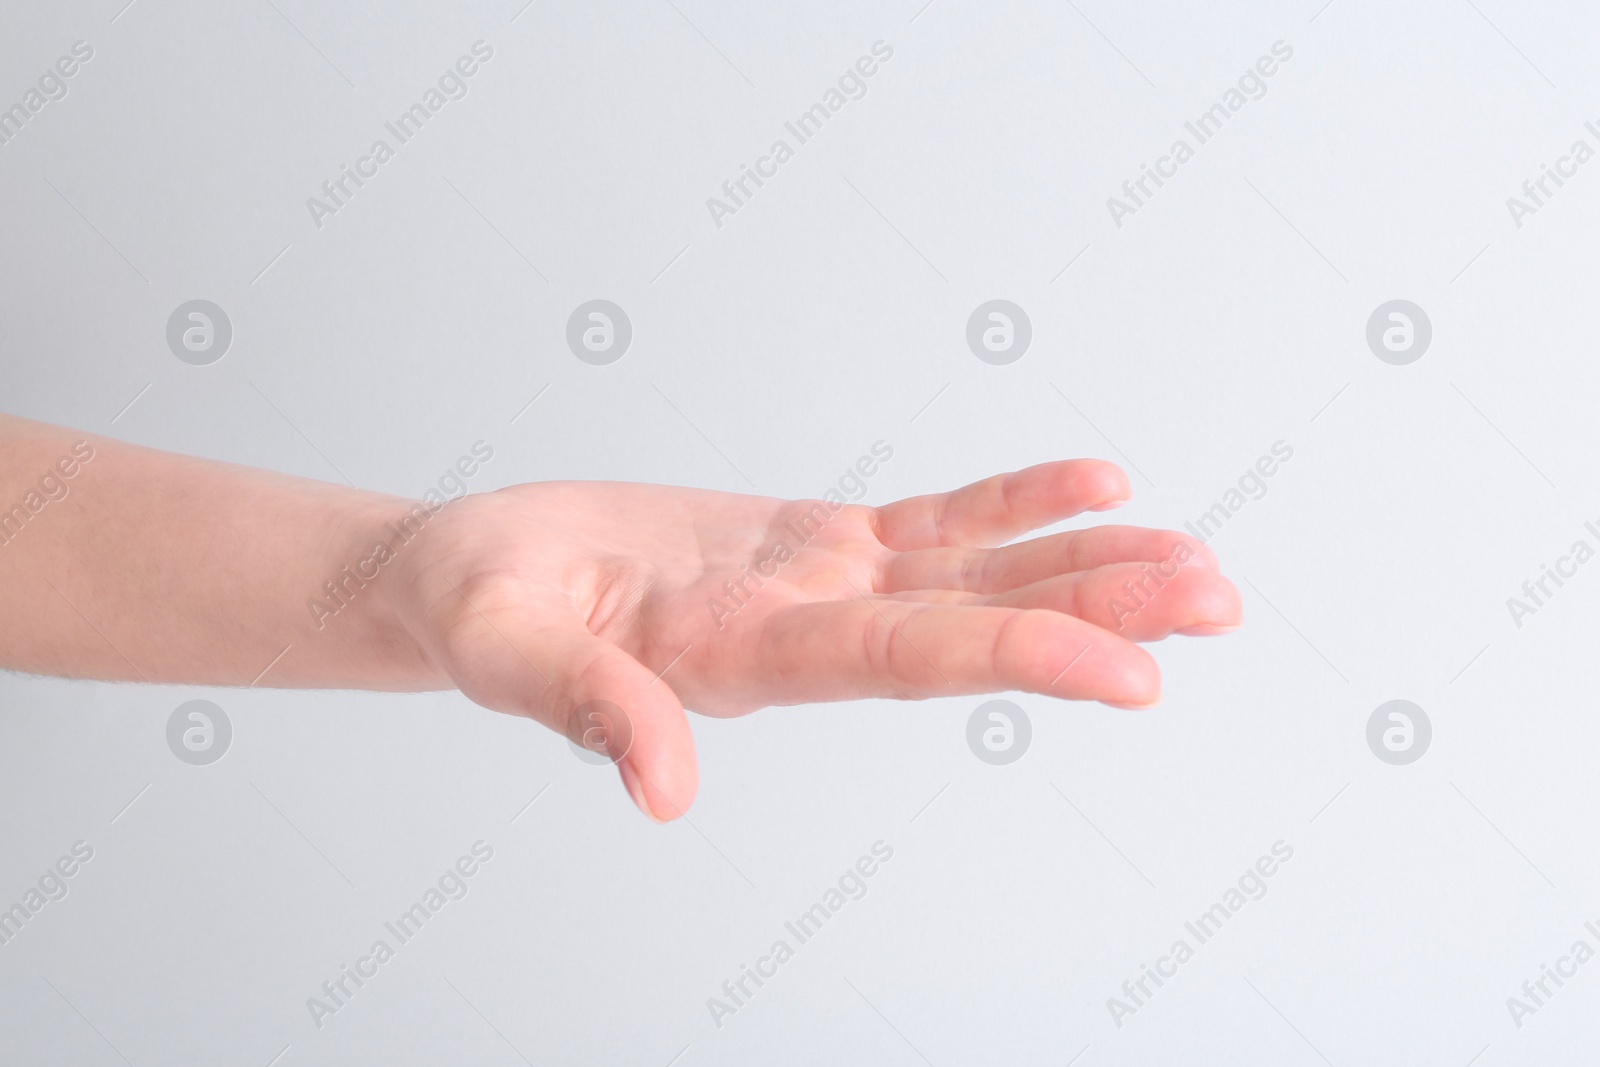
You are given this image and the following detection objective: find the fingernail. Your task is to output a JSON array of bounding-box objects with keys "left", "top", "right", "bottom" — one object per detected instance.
[
  {"left": 617, "top": 758, "right": 661, "bottom": 822},
  {"left": 618, "top": 757, "right": 671, "bottom": 823},
  {"left": 1106, "top": 696, "right": 1161, "bottom": 710},
  {"left": 1089, "top": 497, "right": 1130, "bottom": 511},
  {"left": 1177, "top": 622, "right": 1242, "bottom": 636}
]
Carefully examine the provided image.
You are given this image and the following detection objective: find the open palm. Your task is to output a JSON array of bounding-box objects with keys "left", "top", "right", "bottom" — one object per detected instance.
[{"left": 389, "top": 459, "right": 1240, "bottom": 820}]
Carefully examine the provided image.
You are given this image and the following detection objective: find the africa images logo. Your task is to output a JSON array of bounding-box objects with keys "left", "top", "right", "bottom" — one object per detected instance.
[
  {"left": 705, "top": 42, "right": 894, "bottom": 228},
  {"left": 1106, "top": 41, "right": 1294, "bottom": 228},
  {"left": 305, "top": 41, "right": 495, "bottom": 229}
]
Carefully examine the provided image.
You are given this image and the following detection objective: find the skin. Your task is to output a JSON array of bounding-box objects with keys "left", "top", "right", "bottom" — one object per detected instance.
[{"left": 0, "top": 415, "right": 1241, "bottom": 820}]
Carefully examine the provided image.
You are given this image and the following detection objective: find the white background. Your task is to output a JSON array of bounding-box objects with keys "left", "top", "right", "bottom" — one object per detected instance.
[{"left": 2, "top": 0, "right": 1598, "bottom": 1063}]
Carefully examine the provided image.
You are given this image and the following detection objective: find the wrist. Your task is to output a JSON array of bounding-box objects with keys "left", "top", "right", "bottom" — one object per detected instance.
[{"left": 301, "top": 490, "right": 454, "bottom": 691}]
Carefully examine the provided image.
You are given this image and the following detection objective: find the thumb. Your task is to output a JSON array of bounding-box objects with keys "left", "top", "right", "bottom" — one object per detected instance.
[
  {"left": 539, "top": 627, "right": 699, "bottom": 823},
  {"left": 430, "top": 600, "right": 698, "bottom": 821}
]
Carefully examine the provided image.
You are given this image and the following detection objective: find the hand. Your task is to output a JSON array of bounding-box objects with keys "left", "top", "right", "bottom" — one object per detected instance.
[{"left": 386, "top": 458, "right": 1241, "bottom": 821}]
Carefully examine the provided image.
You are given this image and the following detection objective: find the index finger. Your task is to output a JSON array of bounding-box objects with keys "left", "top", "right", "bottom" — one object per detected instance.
[{"left": 873, "top": 459, "right": 1130, "bottom": 551}]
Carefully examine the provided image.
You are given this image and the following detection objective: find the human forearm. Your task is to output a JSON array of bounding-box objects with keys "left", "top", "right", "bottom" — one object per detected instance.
[{"left": 0, "top": 415, "right": 443, "bottom": 689}]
